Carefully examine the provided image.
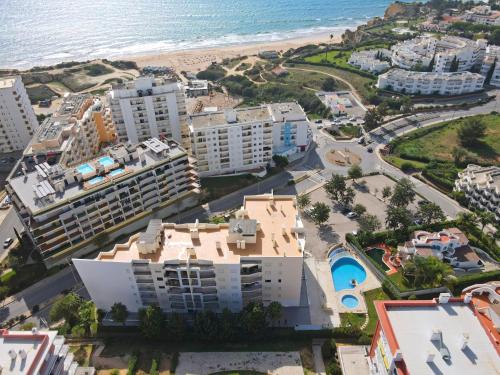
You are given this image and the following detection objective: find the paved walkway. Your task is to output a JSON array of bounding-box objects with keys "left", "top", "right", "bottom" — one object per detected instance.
[
  {"left": 175, "top": 352, "right": 304, "bottom": 375},
  {"left": 337, "top": 345, "right": 370, "bottom": 375},
  {"left": 312, "top": 340, "right": 327, "bottom": 375}
]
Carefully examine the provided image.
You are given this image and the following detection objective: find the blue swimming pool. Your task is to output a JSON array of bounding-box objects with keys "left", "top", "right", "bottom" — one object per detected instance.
[
  {"left": 109, "top": 168, "right": 125, "bottom": 177},
  {"left": 331, "top": 256, "right": 367, "bottom": 291},
  {"left": 77, "top": 163, "right": 95, "bottom": 175},
  {"left": 98, "top": 156, "right": 115, "bottom": 167},
  {"left": 341, "top": 294, "right": 359, "bottom": 308},
  {"left": 88, "top": 176, "right": 104, "bottom": 185}
]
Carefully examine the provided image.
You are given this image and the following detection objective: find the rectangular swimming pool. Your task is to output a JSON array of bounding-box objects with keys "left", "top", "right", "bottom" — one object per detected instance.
[
  {"left": 77, "top": 163, "right": 95, "bottom": 175},
  {"left": 98, "top": 156, "right": 115, "bottom": 167},
  {"left": 109, "top": 168, "right": 125, "bottom": 177},
  {"left": 88, "top": 176, "right": 105, "bottom": 185}
]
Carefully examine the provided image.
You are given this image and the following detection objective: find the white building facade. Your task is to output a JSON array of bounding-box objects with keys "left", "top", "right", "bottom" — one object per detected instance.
[
  {"left": 74, "top": 194, "right": 305, "bottom": 315},
  {"left": 377, "top": 68, "right": 485, "bottom": 95},
  {"left": 190, "top": 103, "right": 309, "bottom": 177},
  {"left": 481, "top": 45, "right": 500, "bottom": 88},
  {"left": 455, "top": 164, "right": 500, "bottom": 222},
  {"left": 0, "top": 76, "right": 39, "bottom": 154},
  {"left": 348, "top": 49, "right": 391, "bottom": 74},
  {"left": 6, "top": 138, "right": 199, "bottom": 263},
  {"left": 107, "top": 77, "right": 190, "bottom": 148}
]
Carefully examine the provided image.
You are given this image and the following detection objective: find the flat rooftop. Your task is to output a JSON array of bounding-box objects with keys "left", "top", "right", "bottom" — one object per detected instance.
[
  {"left": 9, "top": 139, "right": 187, "bottom": 214},
  {"left": 97, "top": 195, "right": 304, "bottom": 263},
  {"left": 380, "top": 301, "right": 500, "bottom": 374},
  {"left": 190, "top": 106, "right": 272, "bottom": 129},
  {"left": 0, "top": 329, "right": 59, "bottom": 374},
  {"left": 0, "top": 77, "right": 16, "bottom": 89}
]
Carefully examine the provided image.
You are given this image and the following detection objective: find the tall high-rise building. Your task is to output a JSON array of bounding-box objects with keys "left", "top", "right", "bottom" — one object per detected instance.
[
  {"left": 107, "top": 77, "right": 190, "bottom": 148},
  {"left": 74, "top": 194, "right": 305, "bottom": 314},
  {"left": 0, "top": 76, "right": 39, "bottom": 154}
]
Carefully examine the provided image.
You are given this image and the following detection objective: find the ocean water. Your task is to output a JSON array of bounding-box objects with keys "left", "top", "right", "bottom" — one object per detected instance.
[{"left": 0, "top": 0, "right": 397, "bottom": 68}]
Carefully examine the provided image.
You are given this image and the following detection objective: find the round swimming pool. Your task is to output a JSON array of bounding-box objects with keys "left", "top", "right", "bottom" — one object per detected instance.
[
  {"left": 341, "top": 294, "right": 359, "bottom": 308},
  {"left": 331, "top": 256, "right": 367, "bottom": 291}
]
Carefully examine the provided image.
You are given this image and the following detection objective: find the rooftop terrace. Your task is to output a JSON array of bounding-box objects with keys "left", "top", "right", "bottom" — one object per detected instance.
[
  {"left": 97, "top": 194, "right": 305, "bottom": 263},
  {"left": 190, "top": 106, "right": 272, "bottom": 129}
]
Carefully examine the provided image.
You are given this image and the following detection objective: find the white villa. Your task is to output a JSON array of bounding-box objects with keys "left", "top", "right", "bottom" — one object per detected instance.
[
  {"left": 348, "top": 49, "right": 391, "bottom": 74},
  {"left": 400, "top": 228, "right": 483, "bottom": 270}
]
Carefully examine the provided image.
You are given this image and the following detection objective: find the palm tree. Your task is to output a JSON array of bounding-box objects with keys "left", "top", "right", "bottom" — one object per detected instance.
[
  {"left": 477, "top": 210, "right": 495, "bottom": 231},
  {"left": 456, "top": 211, "right": 478, "bottom": 230},
  {"left": 266, "top": 301, "right": 282, "bottom": 327}
]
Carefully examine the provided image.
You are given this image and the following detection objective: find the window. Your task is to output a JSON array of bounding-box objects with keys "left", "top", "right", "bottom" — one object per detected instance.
[
  {"left": 278, "top": 279, "right": 282, "bottom": 283},
  {"left": 265, "top": 279, "right": 271, "bottom": 283}
]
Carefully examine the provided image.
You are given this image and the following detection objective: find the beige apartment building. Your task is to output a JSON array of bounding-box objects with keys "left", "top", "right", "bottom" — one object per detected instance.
[
  {"left": 0, "top": 76, "right": 39, "bottom": 154},
  {"left": 7, "top": 138, "right": 199, "bottom": 263},
  {"left": 24, "top": 94, "right": 115, "bottom": 167},
  {"left": 74, "top": 194, "right": 305, "bottom": 314}
]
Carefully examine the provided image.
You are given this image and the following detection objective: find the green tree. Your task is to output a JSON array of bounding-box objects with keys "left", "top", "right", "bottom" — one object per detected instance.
[
  {"left": 339, "top": 187, "right": 356, "bottom": 208},
  {"left": 347, "top": 164, "right": 363, "bottom": 183},
  {"left": 110, "top": 302, "right": 128, "bottom": 325},
  {"left": 165, "top": 313, "right": 186, "bottom": 341},
  {"left": 358, "top": 214, "right": 381, "bottom": 233},
  {"left": 449, "top": 56, "right": 459, "bottom": 72},
  {"left": 309, "top": 202, "right": 330, "bottom": 226},
  {"left": 218, "top": 308, "right": 238, "bottom": 341},
  {"left": 78, "top": 300, "right": 96, "bottom": 333},
  {"left": 321, "top": 77, "right": 337, "bottom": 92},
  {"left": 417, "top": 202, "right": 445, "bottom": 225},
  {"left": 457, "top": 117, "right": 487, "bottom": 146},
  {"left": 477, "top": 210, "right": 495, "bottom": 231},
  {"left": 138, "top": 305, "right": 164, "bottom": 339},
  {"left": 297, "top": 193, "right": 311, "bottom": 209},
  {"left": 456, "top": 211, "right": 478, "bottom": 230},
  {"left": 272, "top": 155, "right": 289, "bottom": 169},
  {"left": 390, "top": 178, "right": 416, "bottom": 208},
  {"left": 70, "top": 324, "right": 86, "bottom": 338},
  {"left": 193, "top": 310, "right": 220, "bottom": 342},
  {"left": 266, "top": 301, "right": 282, "bottom": 326},
  {"left": 49, "top": 292, "right": 82, "bottom": 326},
  {"left": 382, "top": 186, "right": 392, "bottom": 200},
  {"left": 403, "top": 256, "right": 452, "bottom": 288},
  {"left": 241, "top": 302, "right": 268, "bottom": 340},
  {"left": 352, "top": 203, "right": 367, "bottom": 217},
  {"left": 400, "top": 96, "right": 413, "bottom": 113},
  {"left": 452, "top": 146, "right": 468, "bottom": 166},
  {"left": 386, "top": 206, "right": 413, "bottom": 230},
  {"left": 325, "top": 174, "right": 347, "bottom": 202},
  {"left": 364, "top": 108, "right": 383, "bottom": 130}
]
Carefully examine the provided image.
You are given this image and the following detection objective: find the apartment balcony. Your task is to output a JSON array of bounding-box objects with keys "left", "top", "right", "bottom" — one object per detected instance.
[
  {"left": 200, "top": 279, "right": 217, "bottom": 287},
  {"left": 241, "top": 283, "right": 262, "bottom": 292},
  {"left": 192, "top": 287, "right": 217, "bottom": 295},
  {"left": 241, "top": 272, "right": 262, "bottom": 283},
  {"left": 203, "top": 295, "right": 218, "bottom": 303}
]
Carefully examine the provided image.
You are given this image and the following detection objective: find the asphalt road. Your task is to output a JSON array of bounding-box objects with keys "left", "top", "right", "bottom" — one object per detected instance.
[{"left": 0, "top": 208, "right": 25, "bottom": 260}]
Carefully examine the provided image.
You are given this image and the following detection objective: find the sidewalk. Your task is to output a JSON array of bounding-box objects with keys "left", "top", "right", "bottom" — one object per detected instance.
[{"left": 312, "top": 339, "right": 327, "bottom": 375}]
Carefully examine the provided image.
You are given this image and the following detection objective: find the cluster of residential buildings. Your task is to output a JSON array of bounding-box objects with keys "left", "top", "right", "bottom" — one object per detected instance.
[
  {"left": 455, "top": 164, "right": 500, "bottom": 222},
  {"left": 348, "top": 49, "right": 391, "bottom": 74},
  {"left": 74, "top": 193, "right": 305, "bottom": 314},
  {"left": 462, "top": 4, "right": 500, "bottom": 26}
]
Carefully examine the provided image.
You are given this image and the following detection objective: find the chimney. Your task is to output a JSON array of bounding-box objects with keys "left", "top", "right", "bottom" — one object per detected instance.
[
  {"left": 8, "top": 349, "right": 17, "bottom": 360},
  {"left": 18, "top": 350, "right": 27, "bottom": 360},
  {"left": 281, "top": 225, "right": 287, "bottom": 236},
  {"left": 426, "top": 352, "right": 435, "bottom": 363},
  {"left": 460, "top": 333, "right": 470, "bottom": 350},
  {"left": 438, "top": 293, "right": 451, "bottom": 304},
  {"left": 431, "top": 329, "right": 442, "bottom": 341}
]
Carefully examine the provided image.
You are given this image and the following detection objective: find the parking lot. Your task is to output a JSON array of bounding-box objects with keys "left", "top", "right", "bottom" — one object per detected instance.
[{"left": 302, "top": 174, "right": 420, "bottom": 259}]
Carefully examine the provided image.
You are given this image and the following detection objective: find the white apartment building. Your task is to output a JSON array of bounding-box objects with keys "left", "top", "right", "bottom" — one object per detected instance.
[
  {"left": 0, "top": 76, "right": 39, "bottom": 154},
  {"left": 368, "top": 294, "right": 500, "bottom": 375},
  {"left": 107, "top": 76, "right": 190, "bottom": 148},
  {"left": 377, "top": 68, "right": 485, "bottom": 95},
  {"left": 480, "top": 45, "right": 500, "bottom": 88},
  {"left": 24, "top": 94, "right": 115, "bottom": 168},
  {"left": 185, "top": 80, "right": 209, "bottom": 97},
  {"left": 462, "top": 5, "right": 500, "bottom": 26},
  {"left": 455, "top": 164, "right": 500, "bottom": 222},
  {"left": 391, "top": 36, "right": 487, "bottom": 72},
  {"left": 190, "top": 102, "right": 309, "bottom": 177},
  {"left": 0, "top": 328, "right": 94, "bottom": 375},
  {"left": 74, "top": 194, "right": 305, "bottom": 315},
  {"left": 6, "top": 138, "right": 199, "bottom": 264},
  {"left": 348, "top": 49, "right": 391, "bottom": 74}
]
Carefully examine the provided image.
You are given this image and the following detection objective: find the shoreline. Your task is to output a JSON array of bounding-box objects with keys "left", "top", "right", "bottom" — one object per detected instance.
[
  {"left": 1, "top": 26, "right": 351, "bottom": 73},
  {"left": 127, "top": 29, "right": 346, "bottom": 74}
]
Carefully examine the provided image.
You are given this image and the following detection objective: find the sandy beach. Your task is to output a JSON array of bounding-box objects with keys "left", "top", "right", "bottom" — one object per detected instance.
[{"left": 128, "top": 30, "right": 343, "bottom": 74}]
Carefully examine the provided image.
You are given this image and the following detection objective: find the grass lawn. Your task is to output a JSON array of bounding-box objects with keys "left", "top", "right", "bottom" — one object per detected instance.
[
  {"left": 69, "top": 345, "right": 93, "bottom": 367},
  {"left": 340, "top": 312, "right": 366, "bottom": 328},
  {"left": 305, "top": 50, "right": 354, "bottom": 69},
  {"left": 285, "top": 63, "right": 376, "bottom": 102},
  {"left": 340, "top": 124, "right": 362, "bottom": 138},
  {"left": 268, "top": 69, "right": 349, "bottom": 92},
  {"left": 384, "top": 155, "right": 427, "bottom": 170},
  {"left": 363, "top": 288, "right": 389, "bottom": 335},
  {"left": 391, "top": 114, "right": 500, "bottom": 166},
  {"left": 388, "top": 272, "right": 411, "bottom": 292},
  {"left": 365, "top": 248, "right": 389, "bottom": 272}
]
